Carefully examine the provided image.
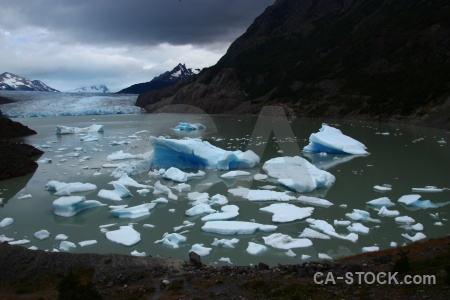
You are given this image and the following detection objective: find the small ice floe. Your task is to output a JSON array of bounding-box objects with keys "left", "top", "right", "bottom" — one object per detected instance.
[
  {"left": 318, "top": 253, "right": 333, "bottom": 260},
  {"left": 373, "top": 185, "right": 392, "bottom": 192},
  {"left": 254, "top": 174, "right": 268, "bottom": 181},
  {"left": 149, "top": 136, "right": 260, "bottom": 170},
  {"left": 390, "top": 242, "right": 398, "bottom": 247},
  {"left": 190, "top": 244, "right": 212, "bottom": 256},
  {"left": 246, "top": 242, "right": 267, "bottom": 255},
  {"left": 98, "top": 183, "right": 132, "bottom": 201},
  {"left": 202, "top": 221, "right": 277, "bottom": 235},
  {"left": 155, "top": 232, "right": 186, "bottom": 248},
  {"left": 347, "top": 223, "right": 370, "bottom": 234},
  {"left": 153, "top": 181, "right": 177, "bottom": 200},
  {"left": 0, "top": 235, "right": 14, "bottom": 242},
  {"left": 173, "top": 122, "right": 205, "bottom": 131},
  {"left": 162, "top": 167, "right": 205, "bottom": 182},
  {"left": 131, "top": 250, "right": 146, "bottom": 257},
  {"left": 143, "top": 224, "right": 155, "bottom": 228},
  {"left": 107, "top": 150, "right": 143, "bottom": 161},
  {"left": 137, "top": 189, "right": 150, "bottom": 195},
  {"left": 437, "top": 138, "right": 446, "bottom": 144},
  {"left": 411, "top": 186, "right": 443, "bottom": 193},
  {"left": 381, "top": 132, "right": 390, "bottom": 136},
  {"left": 345, "top": 209, "right": 381, "bottom": 223},
  {"left": 362, "top": 246, "right": 379, "bottom": 253},
  {"left": 28, "top": 246, "right": 38, "bottom": 250},
  {"left": 34, "top": 229, "right": 50, "bottom": 240},
  {"left": 59, "top": 241, "right": 76, "bottom": 251},
  {"left": 171, "top": 183, "right": 191, "bottom": 193},
  {"left": 211, "top": 238, "right": 240, "bottom": 248},
  {"left": 218, "top": 257, "right": 233, "bottom": 264},
  {"left": 398, "top": 194, "right": 450, "bottom": 209},
  {"left": 434, "top": 222, "right": 443, "bottom": 226},
  {"left": 411, "top": 223, "right": 424, "bottom": 231},
  {"left": 201, "top": 205, "right": 239, "bottom": 221},
  {"left": 228, "top": 187, "right": 296, "bottom": 201},
  {"left": 286, "top": 250, "right": 296, "bottom": 257},
  {"left": 377, "top": 206, "right": 400, "bottom": 217},
  {"left": 109, "top": 173, "right": 151, "bottom": 188},
  {"left": 299, "top": 228, "right": 331, "bottom": 240},
  {"left": 259, "top": 185, "right": 277, "bottom": 190},
  {"left": 220, "top": 170, "right": 251, "bottom": 178},
  {"left": 106, "top": 225, "right": 141, "bottom": 246},
  {"left": 395, "top": 216, "right": 415, "bottom": 224},
  {"left": 80, "top": 134, "right": 98, "bottom": 142},
  {"left": 297, "top": 196, "right": 334, "bottom": 207},
  {"left": 56, "top": 124, "right": 103, "bottom": 134},
  {"left": 8, "top": 239, "right": 30, "bottom": 245},
  {"left": 260, "top": 203, "right": 314, "bottom": 223},
  {"left": 45, "top": 180, "right": 97, "bottom": 196},
  {"left": 185, "top": 203, "right": 216, "bottom": 216},
  {"left": 401, "top": 232, "right": 426, "bottom": 242},
  {"left": 366, "top": 197, "right": 395, "bottom": 207},
  {"left": 333, "top": 220, "right": 351, "bottom": 226},
  {"left": 55, "top": 234, "right": 68, "bottom": 240},
  {"left": 303, "top": 125, "right": 369, "bottom": 155},
  {"left": 0, "top": 218, "right": 14, "bottom": 228},
  {"left": 111, "top": 203, "right": 157, "bottom": 219},
  {"left": 173, "top": 220, "right": 195, "bottom": 232},
  {"left": 263, "top": 233, "right": 312, "bottom": 249},
  {"left": 301, "top": 254, "right": 312, "bottom": 260},
  {"left": 151, "top": 197, "right": 168, "bottom": 204},
  {"left": 262, "top": 156, "right": 335, "bottom": 193},
  {"left": 78, "top": 240, "right": 97, "bottom": 247},
  {"left": 53, "top": 196, "right": 105, "bottom": 217},
  {"left": 18, "top": 194, "right": 32, "bottom": 199},
  {"left": 209, "top": 194, "right": 228, "bottom": 205},
  {"left": 37, "top": 158, "right": 52, "bottom": 164},
  {"left": 307, "top": 219, "right": 358, "bottom": 242}
]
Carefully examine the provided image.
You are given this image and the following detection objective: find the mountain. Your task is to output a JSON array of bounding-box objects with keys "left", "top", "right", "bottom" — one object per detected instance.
[
  {"left": 0, "top": 72, "right": 59, "bottom": 92},
  {"left": 136, "top": 0, "right": 450, "bottom": 129},
  {"left": 118, "top": 63, "right": 200, "bottom": 94},
  {"left": 71, "top": 84, "right": 110, "bottom": 93}
]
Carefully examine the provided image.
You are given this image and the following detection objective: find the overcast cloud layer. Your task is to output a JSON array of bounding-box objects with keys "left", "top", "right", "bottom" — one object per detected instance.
[{"left": 0, "top": 0, "right": 274, "bottom": 91}]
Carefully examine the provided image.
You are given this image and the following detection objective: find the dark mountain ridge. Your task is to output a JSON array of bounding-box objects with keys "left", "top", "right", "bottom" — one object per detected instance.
[
  {"left": 0, "top": 72, "right": 59, "bottom": 92},
  {"left": 136, "top": 0, "right": 450, "bottom": 129}
]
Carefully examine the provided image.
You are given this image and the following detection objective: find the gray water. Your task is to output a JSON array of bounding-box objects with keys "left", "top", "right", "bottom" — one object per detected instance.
[{"left": 0, "top": 113, "right": 449, "bottom": 266}]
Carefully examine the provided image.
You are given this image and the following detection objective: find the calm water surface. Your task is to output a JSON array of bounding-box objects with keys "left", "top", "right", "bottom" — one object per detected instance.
[{"left": 0, "top": 113, "right": 449, "bottom": 266}]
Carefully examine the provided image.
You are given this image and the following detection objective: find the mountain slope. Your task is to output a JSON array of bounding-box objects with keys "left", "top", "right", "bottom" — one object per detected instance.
[
  {"left": 136, "top": 0, "right": 450, "bottom": 128},
  {"left": 118, "top": 63, "right": 200, "bottom": 94},
  {"left": 71, "top": 85, "right": 110, "bottom": 93},
  {"left": 0, "top": 72, "right": 59, "bottom": 92}
]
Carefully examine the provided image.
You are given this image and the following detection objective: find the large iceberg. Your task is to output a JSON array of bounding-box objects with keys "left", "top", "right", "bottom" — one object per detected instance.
[
  {"left": 149, "top": 137, "right": 260, "bottom": 170},
  {"left": 53, "top": 196, "right": 105, "bottom": 217},
  {"left": 56, "top": 124, "right": 104, "bottom": 135},
  {"left": 303, "top": 125, "right": 369, "bottom": 155},
  {"left": 262, "top": 156, "right": 335, "bottom": 193}
]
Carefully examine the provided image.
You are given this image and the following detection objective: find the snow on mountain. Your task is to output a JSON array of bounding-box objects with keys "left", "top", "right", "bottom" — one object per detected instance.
[
  {"left": 71, "top": 85, "right": 110, "bottom": 93},
  {"left": 0, "top": 72, "right": 59, "bottom": 92}
]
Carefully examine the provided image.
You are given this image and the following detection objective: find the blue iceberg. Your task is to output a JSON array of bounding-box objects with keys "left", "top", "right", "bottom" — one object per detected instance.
[{"left": 174, "top": 122, "right": 206, "bottom": 131}]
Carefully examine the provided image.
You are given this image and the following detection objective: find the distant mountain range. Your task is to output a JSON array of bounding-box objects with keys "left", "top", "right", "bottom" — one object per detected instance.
[
  {"left": 117, "top": 63, "right": 200, "bottom": 94},
  {"left": 70, "top": 84, "right": 110, "bottom": 93},
  {"left": 0, "top": 72, "right": 59, "bottom": 92}
]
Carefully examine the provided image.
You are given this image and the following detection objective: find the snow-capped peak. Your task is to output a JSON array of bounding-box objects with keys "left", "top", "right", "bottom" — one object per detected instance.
[
  {"left": 0, "top": 72, "right": 59, "bottom": 92},
  {"left": 70, "top": 84, "right": 110, "bottom": 93}
]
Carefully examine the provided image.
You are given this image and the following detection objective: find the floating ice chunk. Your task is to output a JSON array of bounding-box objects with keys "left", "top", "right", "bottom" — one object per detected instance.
[
  {"left": 303, "top": 125, "right": 369, "bottom": 155},
  {"left": 55, "top": 234, "right": 68, "bottom": 240},
  {"left": 412, "top": 223, "right": 424, "bottom": 231},
  {"left": 378, "top": 206, "right": 400, "bottom": 217},
  {"left": 299, "top": 228, "right": 331, "bottom": 240},
  {"left": 254, "top": 174, "right": 268, "bottom": 181},
  {"left": 246, "top": 242, "right": 267, "bottom": 255},
  {"left": 34, "top": 229, "right": 50, "bottom": 240},
  {"left": 80, "top": 134, "right": 98, "bottom": 142},
  {"left": 174, "top": 122, "right": 206, "bottom": 131},
  {"left": 111, "top": 156, "right": 152, "bottom": 178},
  {"left": 28, "top": 246, "right": 38, "bottom": 250},
  {"left": 56, "top": 124, "right": 103, "bottom": 135},
  {"left": 171, "top": 183, "right": 191, "bottom": 193},
  {"left": 373, "top": 185, "right": 392, "bottom": 192},
  {"left": 362, "top": 246, "right": 379, "bottom": 253},
  {"left": 308, "top": 219, "right": 359, "bottom": 242},
  {"left": 390, "top": 242, "right": 398, "bottom": 247},
  {"left": 143, "top": 224, "right": 155, "bottom": 228},
  {"left": 173, "top": 220, "right": 194, "bottom": 232},
  {"left": 286, "top": 249, "right": 296, "bottom": 257},
  {"left": 190, "top": 244, "right": 212, "bottom": 256},
  {"left": 107, "top": 150, "right": 143, "bottom": 161},
  {"left": 0, "top": 218, "right": 14, "bottom": 228},
  {"left": 111, "top": 203, "right": 157, "bottom": 219},
  {"left": 228, "top": 187, "right": 296, "bottom": 202},
  {"left": 395, "top": 216, "right": 415, "bottom": 224},
  {"left": 153, "top": 181, "right": 177, "bottom": 200},
  {"left": 45, "top": 180, "right": 97, "bottom": 196},
  {"left": 37, "top": 158, "right": 52, "bottom": 164},
  {"left": 131, "top": 250, "right": 146, "bottom": 257},
  {"left": 219, "top": 257, "right": 233, "bottom": 264},
  {"left": 98, "top": 183, "right": 132, "bottom": 201},
  {"left": 202, "top": 221, "right": 277, "bottom": 235},
  {"left": 106, "top": 225, "right": 140, "bottom": 246},
  {"left": 163, "top": 167, "right": 188, "bottom": 182},
  {"left": 220, "top": 170, "right": 251, "bottom": 178},
  {"left": 155, "top": 232, "right": 186, "bottom": 248},
  {"left": 59, "top": 241, "right": 76, "bottom": 251},
  {"left": 78, "top": 240, "right": 97, "bottom": 247},
  {"left": 297, "top": 196, "right": 334, "bottom": 207},
  {"left": 201, "top": 205, "right": 239, "bottom": 221},
  {"left": 301, "top": 254, "right": 311, "bottom": 260},
  {"left": 0, "top": 235, "right": 14, "bottom": 242},
  {"left": 151, "top": 197, "right": 168, "bottom": 204},
  {"left": 18, "top": 194, "right": 32, "bottom": 199},
  {"left": 260, "top": 203, "right": 314, "bottom": 222},
  {"left": 185, "top": 203, "right": 216, "bottom": 216},
  {"left": 398, "top": 194, "right": 450, "bottom": 209},
  {"left": 109, "top": 173, "right": 151, "bottom": 189},
  {"left": 209, "top": 194, "right": 228, "bottom": 205},
  {"left": 149, "top": 136, "right": 260, "bottom": 170},
  {"left": 347, "top": 223, "right": 370, "bottom": 234},
  {"left": 263, "top": 233, "right": 312, "bottom": 249},
  {"left": 263, "top": 156, "right": 335, "bottom": 192},
  {"left": 345, "top": 209, "right": 381, "bottom": 223},
  {"left": 367, "top": 197, "right": 395, "bottom": 207},
  {"left": 334, "top": 220, "right": 351, "bottom": 226},
  {"left": 398, "top": 194, "right": 422, "bottom": 205},
  {"left": 318, "top": 253, "right": 333, "bottom": 260},
  {"left": 137, "top": 189, "right": 150, "bottom": 195},
  {"left": 412, "top": 186, "right": 443, "bottom": 193},
  {"left": 401, "top": 232, "right": 426, "bottom": 242},
  {"left": 211, "top": 238, "right": 240, "bottom": 248},
  {"left": 434, "top": 222, "right": 443, "bottom": 226},
  {"left": 9, "top": 239, "right": 30, "bottom": 245},
  {"left": 53, "top": 196, "right": 105, "bottom": 217}
]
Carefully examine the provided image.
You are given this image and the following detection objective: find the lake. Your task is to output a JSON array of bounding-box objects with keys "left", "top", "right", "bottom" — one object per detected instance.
[{"left": 0, "top": 112, "right": 449, "bottom": 266}]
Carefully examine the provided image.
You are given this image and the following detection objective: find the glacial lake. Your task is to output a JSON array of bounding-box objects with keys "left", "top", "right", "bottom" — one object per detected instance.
[{"left": 0, "top": 113, "right": 449, "bottom": 266}]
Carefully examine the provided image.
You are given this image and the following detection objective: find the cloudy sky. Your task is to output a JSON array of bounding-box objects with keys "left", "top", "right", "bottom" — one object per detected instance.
[{"left": 0, "top": 0, "right": 274, "bottom": 92}]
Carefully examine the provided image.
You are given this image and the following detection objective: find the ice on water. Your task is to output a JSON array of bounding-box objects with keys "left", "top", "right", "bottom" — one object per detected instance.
[
  {"left": 228, "top": 187, "right": 296, "bottom": 201},
  {"left": 260, "top": 203, "right": 314, "bottom": 222},
  {"left": 111, "top": 203, "right": 157, "bottom": 219},
  {"left": 201, "top": 205, "right": 239, "bottom": 221},
  {"left": 105, "top": 225, "right": 141, "bottom": 246},
  {"left": 56, "top": 124, "right": 104, "bottom": 135},
  {"left": 98, "top": 183, "right": 132, "bottom": 201},
  {"left": 53, "top": 196, "right": 105, "bottom": 217},
  {"left": 45, "top": 180, "right": 97, "bottom": 196},
  {"left": 173, "top": 122, "right": 205, "bottom": 131},
  {"left": 263, "top": 233, "right": 312, "bottom": 249},
  {"left": 202, "top": 221, "right": 277, "bottom": 235}
]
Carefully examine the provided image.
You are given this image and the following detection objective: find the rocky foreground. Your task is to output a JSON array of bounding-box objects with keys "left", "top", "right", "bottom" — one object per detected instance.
[{"left": 0, "top": 236, "right": 448, "bottom": 299}]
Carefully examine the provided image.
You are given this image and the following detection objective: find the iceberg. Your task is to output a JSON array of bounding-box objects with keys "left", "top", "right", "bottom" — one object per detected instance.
[
  {"left": 109, "top": 173, "right": 151, "bottom": 188},
  {"left": 220, "top": 171, "right": 251, "bottom": 178},
  {"left": 153, "top": 181, "right": 177, "bottom": 200},
  {"left": 174, "top": 122, "right": 205, "bottom": 131},
  {"left": 297, "top": 196, "right": 334, "bottom": 207},
  {"left": 362, "top": 246, "right": 379, "bottom": 253},
  {"left": 260, "top": 203, "right": 314, "bottom": 223},
  {"left": 228, "top": 187, "right": 296, "bottom": 202},
  {"left": 201, "top": 205, "right": 239, "bottom": 221},
  {"left": 211, "top": 238, "right": 239, "bottom": 248},
  {"left": 171, "top": 183, "right": 191, "bottom": 193},
  {"left": 149, "top": 136, "right": 260, "bottom": 170},
  {"left": 131, "top": 250, "right": 146, "bottom": 257},
  {"left": 98, "top": 183, "right": 132, "bottom": 201},
  {"left": 56, "top": 124, "right": 104, "bottom": 135},
  {"left": 262, "top": 156, "right": 335, "bottom": 193},
  {"left": 105, "top": 225, "right": 140, "bottom": 246},
  {"left": 299, "top": 228, "right": 331, "bottom": 240},
  {"left": 218, "top": 257, "right": 233, "bottom": 264},
  {"left": 303, "top": 125, "right": 369, "bottom": 155},
  {"left": 263, "top": 233, "right": 312, "bottom": 249},
  {"left": 373, "top": 185, "right": 392, "bottom": 192},
  {"left": 34, "top": 230, "right": 50, "bottom": 240},
  {"left": 318, "top": 253, "right": 333, "bottom": 260},
  {"left": 0, "top": 218, "right": 14, "bottom": 228},
  {"left": 162, "top": 167, "right": 204, "bottom": 182},
  {"left": 59, "top": 241, "right": 76, "bottom": 251},
  {"left": 185, "top": 203, "right": 216, "bottom": 216},
  {"left": 411, "top": 186, "right": 443, "bottom": 193},
  {"left": 202, "top": 221, "right": 277, "bottom": 235},
  {"left": 155, "top": 232, "right": 186, "bottom": 248},
  {"left": 366, "top": 197, "right": 395, "bottom": 207},
  {"left": 107, "top": 150, "right": 143, "bottom": 161},
  {"left": 345, "top": 209, "right": 381, "bottom": 223},
  {"left": 79, "top": 134, "right": 98, "bottom": 142},
  {"left": 53, "top": 196, "right": 105, "bottom": 217},
  {"left": 246, "top": 242, "right": 267, "bottom": 255},
  {"left": 308, "top": 219, "right": 358, "bottom": 242},
  {"left": 347, "top": 223, "right": 370, "bottom": 234},
  {"left": 398, "top": 194, "right": 450, "bottom": 209},
  {"left": 45, "top": 180, "right": 97, "bottom": 196},
  {"left": 378, "top": 206, "right": 400, "bottom": 217},
  {"left": 209, "top": 194, "right": 228, "bottom": 205},
  {"left": 79, "top": 240, "right": 97, "bottom": 247},
  {"left": 110, "top": 156, "right": 152, "bottom": 178},
  {"left": 190, "top": 244, "right": 212, "bottom": 256},
  {"left": 395, "top": 216, "right": 415, "bottom": 224},
  {"left": 111, "top": 203, "right": 157, "bottom": 219},
  {"left": 401, "top": 232, "right": 426, "bottom": 242}
]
